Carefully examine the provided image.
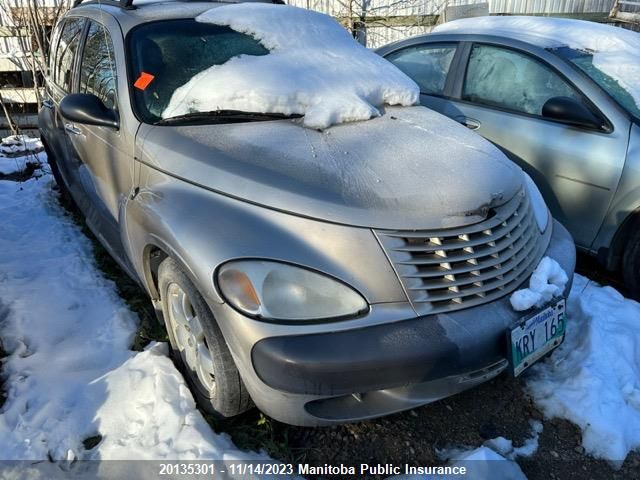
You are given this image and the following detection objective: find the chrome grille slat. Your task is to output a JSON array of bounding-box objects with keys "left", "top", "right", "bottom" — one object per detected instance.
[
  {"left": 391, "top": 211, "right": 528, "bottom": 253},
  {"left": 396, "top": 218, "right": 533, "bottom": 266},
  {"left": 411, "top": 244, "right": 540, "bottom": 303},
  {"left": 406, "top": 233, "right": 539, "bottom": 291},
  {"left": 403, "top": 223, "right": 535, "bottom": 278},
  {"left": 375, "top": 191, "right": 550, "bottom": 315}
]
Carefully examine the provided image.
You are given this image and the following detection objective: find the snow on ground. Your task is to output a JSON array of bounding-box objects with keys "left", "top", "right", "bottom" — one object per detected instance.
[
  {"left": 510, "top": 256, "right": 568, "bottom": 311},
  {"left": 445, "top": 447, "right": 527, "bottom": 480},
  {"left": 163, "top": 3, "right": 419, "bottom": 129},
  {"left": 0, "top": 169, "right": 271, "bottom": 471},
  {"left": 483, "top": 420, "right": 543, "bottom": 460},
  {"left": 392, "top": 445, "right": 527, "bottom": 480},
  {"left": 526, "top": 274, "right": 640, "bottom": 466},
  {"left": 0, "top": 135, "right": 44, "bottom": 175},
  {"left": 434, "top": 16, "right": 640, "bottom": 111}
]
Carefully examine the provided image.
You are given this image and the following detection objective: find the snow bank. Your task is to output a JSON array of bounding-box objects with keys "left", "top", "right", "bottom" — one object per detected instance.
[
  {"left": 0, "top": 135, "right": 42, "bottom": 156},
  {"left": 0, "top": 170, "right": 269, "bottom": 466},
  {"left": 510, "top": 257, "right": 568, "bottom": 311},
  {"left": 527, "top": 274, "right": 640, "bottom": 465},
  {"left": 484, "top": 420, "right": 543, "bottom": 460},
  {"left": 396, "top": 420, "right": 541, "bottom": 480},
  {"left": 0, "top": 135, "right": 44, "bottom": 175},
  {"left": 390, "top": 447, "right": 527, "bottom": 480},
  {"left": 434, "top": 16, "right": 640, "bottom": 111},
  {"left": 163, "top": 4, "right": 419, "bottom": 129}
]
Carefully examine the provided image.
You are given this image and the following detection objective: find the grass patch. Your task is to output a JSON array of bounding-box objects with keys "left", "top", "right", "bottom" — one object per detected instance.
[
  {"left": 82, "top": 434, "right": 103, "bottom": 450},
  {"left": 205, "top": 410, "right": 304, "bottom": 463},
  {"left": 0, "top": 162, "right": 41, "bottom": 182}
]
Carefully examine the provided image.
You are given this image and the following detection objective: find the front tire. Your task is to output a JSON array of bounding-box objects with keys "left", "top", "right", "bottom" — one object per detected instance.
[
  {"left": 158, "top": 257, "right": 252, "bottom": 418},
  {"left": 622, "top": 225, "right": 640, "bottom": 301}
]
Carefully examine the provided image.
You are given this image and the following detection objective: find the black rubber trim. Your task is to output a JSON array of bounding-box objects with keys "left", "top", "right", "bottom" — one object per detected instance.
[{"left": 251, "top": 313, "right": 499, "bottom": 396}]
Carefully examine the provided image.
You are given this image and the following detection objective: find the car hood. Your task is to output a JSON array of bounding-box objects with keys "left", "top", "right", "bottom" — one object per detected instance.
[{"left": 137, "top": 106, "right": 523, "bottom": 230}]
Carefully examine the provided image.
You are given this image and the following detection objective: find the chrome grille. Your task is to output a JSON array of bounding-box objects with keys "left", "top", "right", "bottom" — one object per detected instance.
[{"left": 375, "top": 191, "right": 551, "bottom": 315}]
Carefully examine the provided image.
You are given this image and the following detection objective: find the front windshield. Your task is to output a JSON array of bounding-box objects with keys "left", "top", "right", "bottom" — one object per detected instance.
[
  {"left": 128, "top": 19, "right": 269, "bottom": 123},
  {"left": 553, "top": 46, "right": 640, "bottom": 121}
]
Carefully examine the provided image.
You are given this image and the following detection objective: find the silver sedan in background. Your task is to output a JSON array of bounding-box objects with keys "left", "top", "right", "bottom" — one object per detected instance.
[{"left": 377, "top": 16, "right": 640, "bottom": 298}]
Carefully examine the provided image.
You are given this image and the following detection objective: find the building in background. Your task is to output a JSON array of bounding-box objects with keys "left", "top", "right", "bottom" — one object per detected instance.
[
  {"left": 287, "top": 0, "right": 619, "bottom": 47},
  {"left": 0, "top": 0, "right": 65, "bottom": 135}
]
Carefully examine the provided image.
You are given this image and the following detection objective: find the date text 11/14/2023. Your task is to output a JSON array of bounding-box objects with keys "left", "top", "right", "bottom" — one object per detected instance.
[{"left": 509, "top": 299, "right": 566, "bottom": 376}]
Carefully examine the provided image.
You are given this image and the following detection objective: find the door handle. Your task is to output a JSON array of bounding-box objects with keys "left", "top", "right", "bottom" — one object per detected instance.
[
  {"left": 455, "top": 116, "right": 481, "bottom": 130},
  {"left": 64, "top": 123, "right": 82, "bottom": 135},
  {"left": 43, "top": 99, "right": 54, "bottom": 109}
]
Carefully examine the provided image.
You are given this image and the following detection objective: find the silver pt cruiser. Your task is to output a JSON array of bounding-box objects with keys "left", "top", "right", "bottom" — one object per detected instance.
[{"left": 39, "top": 0, "right": 575, "bottom": 426}]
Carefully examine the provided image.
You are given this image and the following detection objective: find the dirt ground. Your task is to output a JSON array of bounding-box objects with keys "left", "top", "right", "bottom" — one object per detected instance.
[{"left": 1, "top": 178, "right": 638, "bottom": 479}]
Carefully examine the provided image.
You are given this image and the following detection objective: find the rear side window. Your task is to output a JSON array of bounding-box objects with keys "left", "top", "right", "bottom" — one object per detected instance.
[
  {"left": 386, "top": 44, "right": 457, "bottom": 96},
  {"left": 54, "top": 18, "right": 85, "bottom": 92},
  {"left": 80, "top": 22, "right": 117, "bottom": 109},
  {"left": 48, "top": 23, "right": 64, "bottom": 82},
  {"left": 463, "top": 44, "right": 582, "bottom": 116}
]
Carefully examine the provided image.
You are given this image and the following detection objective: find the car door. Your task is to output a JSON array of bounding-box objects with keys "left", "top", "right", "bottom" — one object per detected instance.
[
  {"left": 445, "top": 43, "right": 630, "bottom": 250},
  {"left": 43, "top": 16, "right": 87, "bottom": 205},
  {"left": 384, "top": 42, "right": 461, "bottom": 116},
  {"left": 64, "top": 19, "right": 135, "bottom": 265}
]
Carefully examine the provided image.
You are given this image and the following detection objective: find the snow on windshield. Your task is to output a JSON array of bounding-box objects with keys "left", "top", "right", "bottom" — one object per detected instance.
[
  {"left": 162, "top": 3, "right": 419, "bottom": 129},
  {"left": 434, "top": 16, "right": 640, "bottom": 112}
]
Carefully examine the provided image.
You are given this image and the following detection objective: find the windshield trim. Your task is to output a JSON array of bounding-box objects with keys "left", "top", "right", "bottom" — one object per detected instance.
[{"left": 550, "top": 46, "right": 640, "bottom": 124}]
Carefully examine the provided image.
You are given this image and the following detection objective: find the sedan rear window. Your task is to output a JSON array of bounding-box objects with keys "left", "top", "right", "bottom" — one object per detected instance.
[{"left": 128, "top": 19, "right": 269, "bottom": 123}]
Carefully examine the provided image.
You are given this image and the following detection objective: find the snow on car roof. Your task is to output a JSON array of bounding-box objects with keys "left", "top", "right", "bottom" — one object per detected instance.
[
  {"left": 434, "top": 16, "right": 640, "bottom": 112},
  {"left": 161, "top": 3, "right": 419, "bottom": 129}
]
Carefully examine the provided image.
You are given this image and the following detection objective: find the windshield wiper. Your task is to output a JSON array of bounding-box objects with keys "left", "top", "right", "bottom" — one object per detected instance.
[{"left": 156, "top": 110, "right": 302, "bottom": 125}]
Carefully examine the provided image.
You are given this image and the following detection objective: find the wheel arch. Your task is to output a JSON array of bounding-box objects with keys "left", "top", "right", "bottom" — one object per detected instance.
[{"left": 604, "top": 207, "right": 640, "bottom": 272}]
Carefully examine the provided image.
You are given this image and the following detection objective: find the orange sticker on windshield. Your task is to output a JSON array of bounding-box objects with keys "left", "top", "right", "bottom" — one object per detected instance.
[{"left": 134, "top": 72, "right": 155, "bottom": 90}]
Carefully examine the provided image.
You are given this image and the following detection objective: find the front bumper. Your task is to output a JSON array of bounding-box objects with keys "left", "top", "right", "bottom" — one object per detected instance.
[{"left": 222, "top": 220, "right": 575, "bottom": 426}]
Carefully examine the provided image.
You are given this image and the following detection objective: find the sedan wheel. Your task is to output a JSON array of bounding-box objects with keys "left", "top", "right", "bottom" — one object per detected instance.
[
  {"left": 158, "top": 257, "right": 252, "bottom": 418},
  {"left": 167, "top": 283, "right": 216, "bottom": 395}
]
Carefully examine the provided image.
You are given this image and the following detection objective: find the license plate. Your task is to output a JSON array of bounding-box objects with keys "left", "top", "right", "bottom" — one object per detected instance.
[{"left": 508, "top": 299, "right": 566, "bottom": 376}]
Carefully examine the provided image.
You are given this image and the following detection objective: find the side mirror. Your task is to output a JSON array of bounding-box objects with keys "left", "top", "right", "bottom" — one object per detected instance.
[
  {"left": 60, "top": 93, "right": 119, "bottom": 129},
  {"left": 542, "top": 96, "right": 605, "bottom": 130}
]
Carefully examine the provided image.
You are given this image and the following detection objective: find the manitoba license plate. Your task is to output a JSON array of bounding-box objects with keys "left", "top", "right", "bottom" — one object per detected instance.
[{"left": 508, "top": 299, "right": 566, "bottom": 376}]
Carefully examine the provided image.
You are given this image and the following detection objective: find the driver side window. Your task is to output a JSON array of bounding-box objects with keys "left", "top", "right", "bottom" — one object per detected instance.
[{"left": 463, "top": 45, "right": 582, "bottom": 116}]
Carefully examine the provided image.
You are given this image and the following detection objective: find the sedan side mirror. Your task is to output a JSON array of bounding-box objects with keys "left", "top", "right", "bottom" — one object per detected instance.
[
  {"left": 60, "top": 93, "right": 119, "bottom": 130},
  {"left": 542, "top": 96, "right": 605, "bottom": 131}
]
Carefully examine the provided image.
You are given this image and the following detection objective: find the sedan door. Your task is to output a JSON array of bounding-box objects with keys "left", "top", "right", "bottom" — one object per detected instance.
[
  {"left": 44, "top": 16, "right": 87, "bottom": 205},
  {"left": 443, "top": 43, "right": 630, "bottom": 250},
  {"left": 63, "top": 19, "right": 136, "bottom": 268}
]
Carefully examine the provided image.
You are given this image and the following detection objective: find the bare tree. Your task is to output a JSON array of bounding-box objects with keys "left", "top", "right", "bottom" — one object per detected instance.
[
  {"left": 0, "top": 0, "right": 71, "bottom": 131},
  {"left": 0, "top": 92, "right": 18, "bottom": 135},
  {"left": 324, "top": 0, "right": 451, "bottom": 47}
]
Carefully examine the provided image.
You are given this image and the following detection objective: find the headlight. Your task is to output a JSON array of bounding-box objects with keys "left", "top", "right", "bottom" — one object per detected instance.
[
  {"left": 524, "top": 173, "right": 550, "bottom": 232},
  {"left": 216, "top": 260, "right": 368, "bottom": 322}
]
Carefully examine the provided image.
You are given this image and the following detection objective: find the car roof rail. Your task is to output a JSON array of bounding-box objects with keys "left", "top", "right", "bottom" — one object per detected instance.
[
  {"left": 71, "top": 0, "right": 285, "bottom": 10},
  {"left": 72, "top": 0, "right": 135, "bottom": 9}
]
